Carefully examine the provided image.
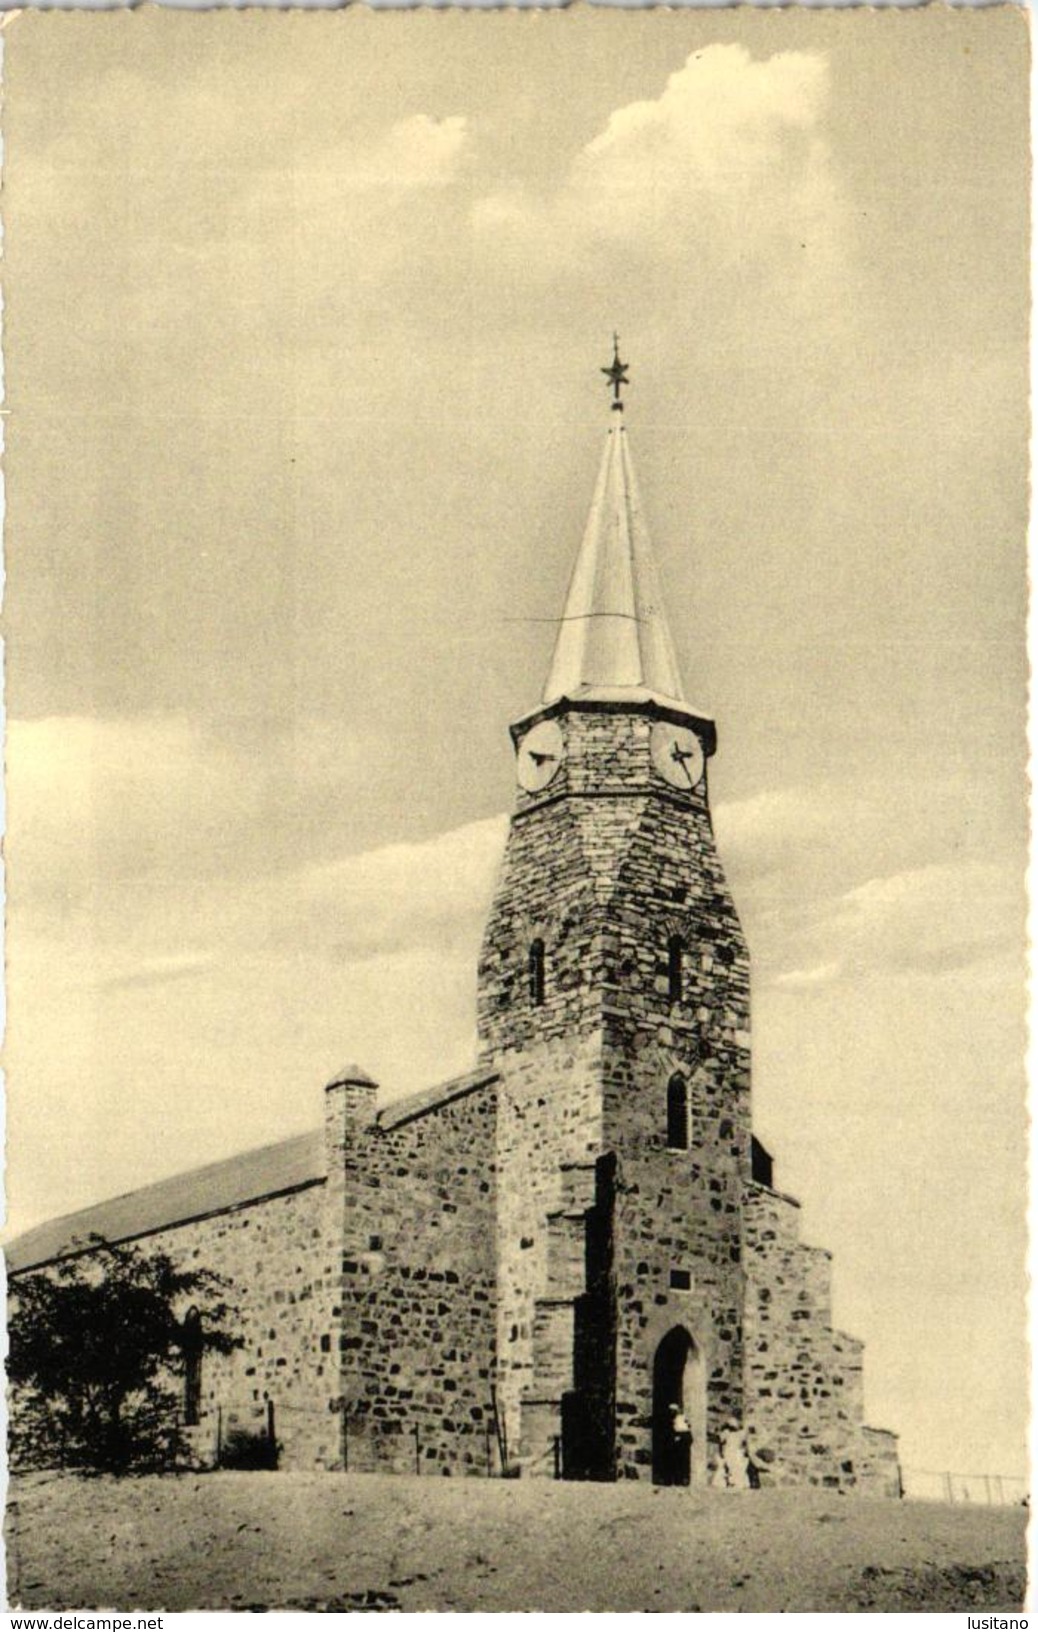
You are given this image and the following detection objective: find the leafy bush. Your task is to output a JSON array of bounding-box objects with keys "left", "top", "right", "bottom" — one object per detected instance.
[
  {"left": 218, "top": 1425, "right": 279, "bottom": 1471},
  {"left": 9, "top": 1236, "right": 239, "bottom": 1474}
]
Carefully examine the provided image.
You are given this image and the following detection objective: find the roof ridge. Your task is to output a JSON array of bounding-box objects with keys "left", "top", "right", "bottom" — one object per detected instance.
[
  {"left": 377, "top": 1066, "right": 499, "bottom": 1132},
  {"left": 6, "top": 1127, "right": 325, "bottom": 1274}
]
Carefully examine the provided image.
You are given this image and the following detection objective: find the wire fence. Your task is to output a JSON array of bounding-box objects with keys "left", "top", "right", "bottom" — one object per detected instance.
[
  {"left": 901, "top": 1466, "right": 1028, "bottom": 1507},
  {"left": 182, "top": 1396, "right": 1036, "bottom": 1504},
  {"left": 207, "top": 1403, "right": 1032, "bottom": 1501},
  {"left": 262, "top": 1397, "right": 514, "bottom": 1478}
]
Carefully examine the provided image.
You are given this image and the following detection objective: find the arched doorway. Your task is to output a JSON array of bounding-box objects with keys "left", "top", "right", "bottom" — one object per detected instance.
[{"left": 652, "top": 1326, "right": 706, "bottom": 1487}]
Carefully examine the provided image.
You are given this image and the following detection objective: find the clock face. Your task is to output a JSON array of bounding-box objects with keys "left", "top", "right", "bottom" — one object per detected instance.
[
  {"left": 516, "top": 719, "right": 565, "bottom": 793},
  {"left": 650, "top": 721, "right": 705, "bottom": 791}
]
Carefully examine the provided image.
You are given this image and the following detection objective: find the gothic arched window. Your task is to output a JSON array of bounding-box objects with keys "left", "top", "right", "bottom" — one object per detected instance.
[
  {"left": 668, "top": 935, "right": 685, "bottom": 1004},
  {"left": 667, "top": 1074, "right": 690, "bottom": 1151},
  {"left": 529, "top": 939, "right": 546, "bottom": 1007},
  {"left": 182, "top": 1306, "right": 203, "bottom": 1427}
]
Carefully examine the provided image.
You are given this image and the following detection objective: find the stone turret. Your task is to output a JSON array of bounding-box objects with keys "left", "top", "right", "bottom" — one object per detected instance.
[
  {"left": 324, "top": 1063, "right": 379, "bottom": 1269},
  {"left": 324, "top": 1063, "right": 378, "bottom": 1177}
]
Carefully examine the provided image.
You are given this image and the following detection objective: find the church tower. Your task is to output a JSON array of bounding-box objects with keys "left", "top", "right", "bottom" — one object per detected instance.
[{"left": 478, "top": 344, "right": 752, "bottom": 1481}]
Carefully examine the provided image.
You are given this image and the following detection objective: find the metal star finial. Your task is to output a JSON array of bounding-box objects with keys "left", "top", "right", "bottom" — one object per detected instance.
[{"left": 601, "top": 332, "right": 630, "bottom": 412}]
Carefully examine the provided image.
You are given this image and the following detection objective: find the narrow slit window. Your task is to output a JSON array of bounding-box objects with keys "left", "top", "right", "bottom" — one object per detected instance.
[
  {"left": 668, "top": 935, "right": 685, "bottom": 1004},
  {"left": 182, "top": 1307, "right": 203, "bottom": 1427},
  {"left": 751, "top": 1136, "right": 774, "bottom": 1190},
  {"left": 667, "top": 1074, "right": 689, "bottom": 1151},
  {"left": 529, "top": 938, "right": 546, "bottom": 1007}
]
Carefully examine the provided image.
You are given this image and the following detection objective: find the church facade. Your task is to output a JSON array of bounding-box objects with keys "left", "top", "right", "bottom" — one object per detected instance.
[{"left": 9, "top": 372, "right": 900, "bottom": 1495}]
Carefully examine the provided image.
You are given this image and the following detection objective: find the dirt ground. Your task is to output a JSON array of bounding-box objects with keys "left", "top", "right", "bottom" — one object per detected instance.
[{"left": 6, "top": 1470, "right": 1028, "bottom": 1613}]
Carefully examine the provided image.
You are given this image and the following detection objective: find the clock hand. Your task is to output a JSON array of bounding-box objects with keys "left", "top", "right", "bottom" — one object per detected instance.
[
  {"left": 669, "top": 741, "right": 696, "bottom": 786},
  {"left": 529, "top": 751, "right": 558, "bottom": 768}
]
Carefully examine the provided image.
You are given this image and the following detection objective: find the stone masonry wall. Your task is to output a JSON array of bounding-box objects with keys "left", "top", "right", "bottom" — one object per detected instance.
[
  {"left": 14, "top": 1071, "right": 501, "bottom": 1481},
  {"left": 860, "top": 1426, "right": 903, "bottom": 1499},
  {"left": 493, "top": 1036, "right": 604, "bottom": 1470},
  {"left": 478, "top": 763, "right": 647, "bottom": 1055},
  {"left": 334, "top": 1079, "right": 500, "bottom": 1478},
  {"left": 742, "top": 1182, "right": 868, "bottom": 1491},
  {"left": 600, "top": 779, "right": 752, "bottom": 1481},
  {"left": 479, "top": 708, "right": 732, "bottom": 1062},
  {"left": 478, "top": 710, "right": 644, "bottom": 1466},
  {"left": 140, "top": 1179, "right": 340, "bottom": 1472}
]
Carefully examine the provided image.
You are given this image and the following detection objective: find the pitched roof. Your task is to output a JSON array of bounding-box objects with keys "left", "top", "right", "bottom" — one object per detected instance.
[
  {"left": 6, "top": 1067, "right": 502, "bottom": 1275},
  {"left": 6, "top": 1130, "right": 325, "bottom": 1275},
  {"left": 326, "top": 1063, "right": 379, "bottom": 1089},
  {"left": 542, "top": 416, "right": 689, "bottom": 710},
  {"left": 376, "top": 1067, "right": 498, "bottom": 1131}
]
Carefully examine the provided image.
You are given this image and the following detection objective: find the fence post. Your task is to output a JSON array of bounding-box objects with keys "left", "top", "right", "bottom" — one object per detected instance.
[
  {"left": 216, "top": 1404, "right": 223, "bottom": 1467},
  {"left": 414, "top": 1424, "right": 421, "bottom": 1477},
  {"left": 944, "top": 1471, "right": 953, "bottom": 1503},
  {"left": 553, "top": 1435, "right": 561, "bottom": 1480}
]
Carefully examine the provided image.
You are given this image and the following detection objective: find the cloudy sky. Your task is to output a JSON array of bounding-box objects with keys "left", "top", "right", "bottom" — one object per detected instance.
[{"left": 4, "top": 8, "right": 1028, "bottom": 1484}]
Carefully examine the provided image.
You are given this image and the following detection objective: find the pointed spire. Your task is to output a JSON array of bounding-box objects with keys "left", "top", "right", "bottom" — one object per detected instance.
[{"left": 542, "top": 412, "right": 686, "bottom": 708}]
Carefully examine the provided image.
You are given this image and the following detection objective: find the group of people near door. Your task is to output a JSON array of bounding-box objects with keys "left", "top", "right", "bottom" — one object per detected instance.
[{"left": 667, "top": 1404, "right": 761, "bottom": 1488}]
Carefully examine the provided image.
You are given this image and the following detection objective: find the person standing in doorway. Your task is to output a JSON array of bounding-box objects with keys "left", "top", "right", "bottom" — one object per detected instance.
[{"left": 669, "top": 1402, "right": 692, "bottom": 1486}]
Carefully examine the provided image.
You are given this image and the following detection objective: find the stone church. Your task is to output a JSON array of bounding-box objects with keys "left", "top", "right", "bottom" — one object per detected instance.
[{"left": 9, "top": 361, "right": 900, "bottom": 1495}]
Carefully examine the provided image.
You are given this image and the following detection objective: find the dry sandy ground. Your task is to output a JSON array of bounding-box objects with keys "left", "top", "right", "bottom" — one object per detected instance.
[{"left": 6, "top": 1470, "right": 1027, "bottom": 1613}]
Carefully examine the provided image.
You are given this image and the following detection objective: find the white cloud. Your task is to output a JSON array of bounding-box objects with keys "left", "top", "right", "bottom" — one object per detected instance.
[
  {"left": 714, "top": 780, "right": 1023, "bottom": 988},
  {"left": 473, "top": 45, "right": 840, "bottom": 285},
  {"left": 576, "top": 46, "right": 828, "bottom": 216},
  {"left": 368, "top": 115, "right": 469, "bottom": 191},
  {"left": 14, "top": 717, "right": 1019, "bottom": 1009},
  {"left": 763, "top": 857, "right": 1022, "bottom": 990},
  {"left": 828, "top": 860, "right": 1022, "bottom": 978},
  {"left": 301, "top": 115, "right": 470, "bottom": 201},
  {"left": 8, "top": 714, "right": 256, "bottom": 900},
  {"left": 6, "top": 713, "right": 367, "bottom": 908},
  {"left": 291, "top": 814, "right": 507, "bottom": 960},
  {"left": 713, "top": 785, "right": 834, "bottom": 881},
  {"left": 6, "top": 717, "right": 509, "bottom": 1070},
  {"left": 772, "top": 961, "right": 842, "bottom": 990},
  {"left": 5, "top": 781, "right": 508, "bottom": 1235}
]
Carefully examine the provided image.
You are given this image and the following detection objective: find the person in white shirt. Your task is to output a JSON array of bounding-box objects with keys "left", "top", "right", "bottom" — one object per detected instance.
[
  {"left": 668, "top": 1403, "right": 692, "bottom": 1486},
  {"left": 715, "top": 1417, "right": 760, "bottom": 1489}
]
